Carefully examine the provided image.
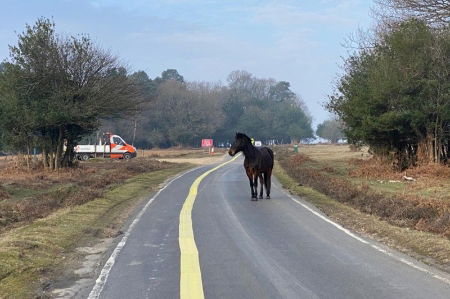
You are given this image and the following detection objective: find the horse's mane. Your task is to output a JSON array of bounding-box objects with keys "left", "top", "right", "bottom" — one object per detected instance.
[{"left": 236, "top": 132, "right": 251, "bottom": 143}]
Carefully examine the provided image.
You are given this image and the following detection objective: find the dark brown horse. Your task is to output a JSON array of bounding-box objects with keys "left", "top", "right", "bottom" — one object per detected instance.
[{"left": 228, "top": 132, "right": 274, "bottom": 201}]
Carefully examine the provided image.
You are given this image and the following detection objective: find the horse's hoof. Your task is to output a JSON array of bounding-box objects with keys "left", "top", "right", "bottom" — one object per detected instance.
[
  {"left": 258, "top": 195, "right": 263, "bottom": 199},
  {"left": 266, "top": 196, "right": 271, "bottom": 200},
  {"left": 251, "top": 198, "right": 258, "bottom": 201}
]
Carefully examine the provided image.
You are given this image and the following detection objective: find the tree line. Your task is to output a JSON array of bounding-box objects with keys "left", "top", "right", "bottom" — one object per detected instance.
[
  {"left": 103, "top": 69, "right": 313, "bottom": 148},
  {"left": 328, "top": 0, "right": 450, "bottom": 169},
  {"left": 0, "top": 18, "right": 313, "bottom": 169}
]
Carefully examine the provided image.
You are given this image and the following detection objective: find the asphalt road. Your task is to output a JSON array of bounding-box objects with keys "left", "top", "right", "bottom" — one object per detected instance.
[{"left": 90, "top": 155, "right": 450, "bottom": 299}]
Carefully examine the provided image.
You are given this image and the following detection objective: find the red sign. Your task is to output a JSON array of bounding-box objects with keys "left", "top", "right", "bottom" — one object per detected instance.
[{"left": 201, "top": 139, "right": 213, "bottom": 147}]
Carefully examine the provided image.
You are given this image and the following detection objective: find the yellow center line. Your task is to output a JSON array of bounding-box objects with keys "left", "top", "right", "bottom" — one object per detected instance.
[{"left": 179, "top": 154, "right": 241, "bottom": 299}]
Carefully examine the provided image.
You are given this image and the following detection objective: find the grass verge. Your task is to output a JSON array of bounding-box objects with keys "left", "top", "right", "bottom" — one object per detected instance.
[
  {"left": 273, "top": 162, "right": 450, "bottom": 273},
  {"left": 0, "top": 159, "right": 177, "bottom": 231},
  {"left": 0, "top": 163, "right": 192, "bottom": 298}
]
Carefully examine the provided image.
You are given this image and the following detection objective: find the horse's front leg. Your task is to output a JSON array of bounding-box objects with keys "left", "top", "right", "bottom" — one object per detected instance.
[
  {"left": 253, "top": 173, "right": 259, "bottom": 201},
  {"left": 246, "top": 168, "right": 256, "bottom": 199},
  {"left": 258, "top": 174, "right": 264, "bottom": 199}
]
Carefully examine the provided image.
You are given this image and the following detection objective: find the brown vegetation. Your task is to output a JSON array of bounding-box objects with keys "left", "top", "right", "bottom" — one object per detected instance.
[
  {"left": 139, "top": 147, "right": 227, "bottom": 159},
  {"left": 0, "top": 158, "right": 173, "bottom": 231},
  {"left": 276, "top": 145, "right": 450, "bottom": 238}
]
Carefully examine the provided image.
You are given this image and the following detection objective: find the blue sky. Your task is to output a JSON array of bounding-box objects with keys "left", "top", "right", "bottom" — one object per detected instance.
[{"left": 0, "top": 0, "right": 374, "bottom": 127}]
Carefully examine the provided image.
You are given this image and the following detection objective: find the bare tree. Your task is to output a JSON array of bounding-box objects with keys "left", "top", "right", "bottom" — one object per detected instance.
[{"left": 375, "top": 0, "right": 450, "bottom": 26}]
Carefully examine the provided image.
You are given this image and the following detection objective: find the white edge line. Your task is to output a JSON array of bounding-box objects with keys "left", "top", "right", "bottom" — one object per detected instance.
[
  {"left": 87, "top": 166, "right": 202, "bottom": 299},
  {"left": 284, "top": 192, "right": 450, "bottom": 286}
]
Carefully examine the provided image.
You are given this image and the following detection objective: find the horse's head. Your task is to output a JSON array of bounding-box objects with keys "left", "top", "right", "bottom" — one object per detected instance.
[{"left": 228, "top": 132, "right": 251, "bottom": 156}]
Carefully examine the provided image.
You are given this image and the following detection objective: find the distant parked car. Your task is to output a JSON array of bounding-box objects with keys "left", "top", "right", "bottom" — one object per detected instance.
[{"left": 254, "top": 141, "right": 262, "bottom": 147}]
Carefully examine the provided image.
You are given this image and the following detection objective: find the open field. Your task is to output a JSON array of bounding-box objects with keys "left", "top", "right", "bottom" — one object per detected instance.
[
  {"left": 285, "top": 144, "right": 450, "bottom": 203},
  {"left": 139, "top": 147, "right": 228, "bottom": 165},
  {"left": 274, "top": 144, "right": 450, "bottom": 270},
  {"left": 139, "top": 147, "right": 227, "bottom": 158}
]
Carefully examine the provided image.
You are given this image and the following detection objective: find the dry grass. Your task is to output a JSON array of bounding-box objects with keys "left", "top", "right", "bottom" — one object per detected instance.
[
  {"left": 294, "top": 144, "right": 371, "bottom": 162},
  {"left": 135, "top": 147, "right": 228, "bottom": 165},
  {"left": 0, "top": 157, "right": 174, "bottom": 231},
  {"left": 275, "top": 144, "right": 450, "bottom": 238},
  {"left": 137, "top": 147, "right": 227, "bottom": 159}
]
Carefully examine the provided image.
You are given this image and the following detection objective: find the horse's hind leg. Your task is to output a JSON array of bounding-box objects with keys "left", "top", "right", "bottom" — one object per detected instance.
[
  {"left": 253, "top": 174, "right": 259, "bottom": 201},
  {"left": 265, "top": 169, "right": 272, "bottom": 199},
  {"left": 258, "top": 174, "right": 264, "bottom": 199}
]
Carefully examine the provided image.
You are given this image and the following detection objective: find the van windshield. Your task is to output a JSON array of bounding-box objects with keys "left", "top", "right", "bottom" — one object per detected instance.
[{"left": 113, "top": 137, "right": 125, "bottom": 145}]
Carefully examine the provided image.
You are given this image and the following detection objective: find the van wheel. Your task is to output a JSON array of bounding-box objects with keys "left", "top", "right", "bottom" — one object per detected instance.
[
  {"left": 123, "top": 152, "right": 132, "bottom": 160},
  {"left": 81, "top": 154, "right": 90, "bottom": 161}
]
